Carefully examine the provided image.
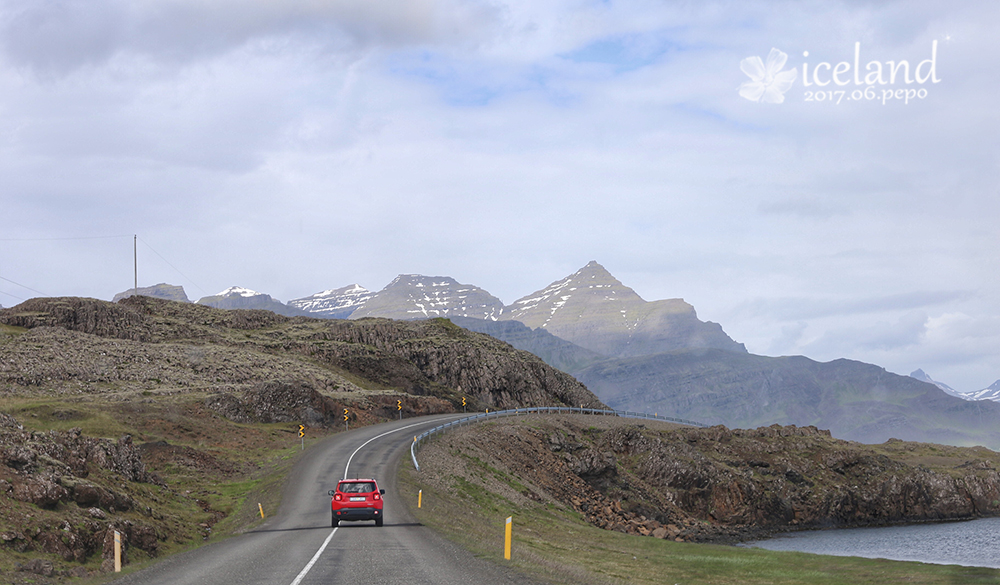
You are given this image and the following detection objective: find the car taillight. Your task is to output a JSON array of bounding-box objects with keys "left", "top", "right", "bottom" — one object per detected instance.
[
  {"left": 334, "top": 493, "right": 342, "bottom": 501},
  {"left": 373, "top": 492, "right": 380, "bottom": 500}
]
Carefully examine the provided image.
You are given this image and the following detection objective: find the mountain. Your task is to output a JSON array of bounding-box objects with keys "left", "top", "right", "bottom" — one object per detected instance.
[
  {"left": 349, "top": 275, "right": 505, "bottom": 321},
  {"left": 196, "top": 287, "right": 310, "bottom": 317},
  {"left": 968, "top": 380, "right": 1000, "bottom": 402},
  {"left": 909, "top": 369, "right": 972, "bottom": 400},
  {"left": 288, "top": 284, "right": 372, "bottom": 319},
  {"left": 113, "top": 283, "right": 191, "bottom": 303},
  {"left": 500, "top": 261, "right": 745, "bottom": 358},
  {"left": 574, "top": 348, "right": 1000, "bottom": 449}
]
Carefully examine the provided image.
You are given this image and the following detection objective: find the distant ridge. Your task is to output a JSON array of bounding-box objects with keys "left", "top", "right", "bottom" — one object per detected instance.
[
  {"left": 196, "top": 286, "right": 310, "bottom": 317},
  {"left": 575, "top": 349, "right": 1000, "bottom": 448},
  {"left": 113, "top": 283, "right": 190, "bottom": 303},
  {"left": 448, "top": 316, "right": 604, "bottom": 374},
  {"left": 909, "top": 369, "right": 971, "bottom": 400}
]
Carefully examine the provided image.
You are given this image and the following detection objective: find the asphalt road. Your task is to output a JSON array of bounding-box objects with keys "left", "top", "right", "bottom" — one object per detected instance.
[{"left": 114, "top": 415, "right": 536, "bottom": 585}]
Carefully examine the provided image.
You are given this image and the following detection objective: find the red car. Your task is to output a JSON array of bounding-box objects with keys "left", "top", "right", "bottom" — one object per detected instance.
[{"left": 329, "top": 478, "right": 385, "bottom": 527}]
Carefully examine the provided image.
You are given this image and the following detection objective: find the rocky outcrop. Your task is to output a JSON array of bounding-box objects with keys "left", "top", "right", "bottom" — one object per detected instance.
[
  {"left": 307, "top": 318, "right": 603, "bottom": 410},
  {"left": 0, "top": 416, "right": 164, "bottom": 571},
  {"left": 421, "top": 417, "right": 1000, "bottom": 544},
  {"left": 205, "top": 379, "right": 454, "bottom": 427},
  {"left": 0, "top": 297, "right": 154, "bottom": 342}
]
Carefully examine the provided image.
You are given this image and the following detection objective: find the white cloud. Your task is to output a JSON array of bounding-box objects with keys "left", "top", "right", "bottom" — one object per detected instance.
[{"left": 0, "top": 0, "right": 997, "bottom": 391}]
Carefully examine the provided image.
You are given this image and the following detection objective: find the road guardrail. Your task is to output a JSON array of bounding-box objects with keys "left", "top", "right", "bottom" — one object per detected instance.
[{"left": 409, "top": 406, "right": 707, "bottom": 471}]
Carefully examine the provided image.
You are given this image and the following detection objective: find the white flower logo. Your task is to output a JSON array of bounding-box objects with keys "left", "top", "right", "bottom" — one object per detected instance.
[{"left": 739, "top": 48, "right": 797, "bottom": 104}]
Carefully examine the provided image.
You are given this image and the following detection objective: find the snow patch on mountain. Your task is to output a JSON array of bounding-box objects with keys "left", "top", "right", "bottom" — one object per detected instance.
[
  {"left": 349, "top": 274, "right": 505, "bottom": 321},
  {"left": 966, "top": 380, "right": 1000, "bottom": 402},
  {"left": 907, "top": 369, "right": 1000, "bottom": 402},
  {"left": 289, "top": 284, "right": 372, "bottom": 318},
  {"left": 215, "top": 286, "right": 263, "bottom": 298}
]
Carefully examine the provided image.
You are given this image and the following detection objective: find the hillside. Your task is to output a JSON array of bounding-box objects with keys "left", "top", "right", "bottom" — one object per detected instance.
[
  {"left": 573, "top": 349, "right": 1000, "bottom": 449},
  {"left": 408, "top": 414, "right": 1000, "bottom": 546},
  {"left": 0, "top": 296, "right": 600, "bottom": 412}
]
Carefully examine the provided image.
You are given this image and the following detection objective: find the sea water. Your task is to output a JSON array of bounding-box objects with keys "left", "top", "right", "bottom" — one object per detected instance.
[{"left": 741, "top": 517, "right": 1000, "bottom": 568}]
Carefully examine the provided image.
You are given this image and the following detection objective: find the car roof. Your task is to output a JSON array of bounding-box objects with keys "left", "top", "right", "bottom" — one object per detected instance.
[{"left": 338, "top": 478, "right": 377, "bottom": 483}]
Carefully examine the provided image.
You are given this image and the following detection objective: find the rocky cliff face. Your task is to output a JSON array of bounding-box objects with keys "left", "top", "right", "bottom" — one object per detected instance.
[
  {"left": 500, "top": 262, "right": 746, "bottom": 357},
  {"left": 349, "top": 275, "right": 505, "bottom": 321}
]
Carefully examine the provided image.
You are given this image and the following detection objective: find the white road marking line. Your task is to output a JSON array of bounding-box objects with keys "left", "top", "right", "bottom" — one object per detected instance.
[
  {"left": 288, "top": 418, "right": 457, "bottom": 585},
  {"left": 343, "top": 420, "right": 439, "bottom": 479},
  {"left": 289, "top": 527, "right": 337, "bottom": 585}
]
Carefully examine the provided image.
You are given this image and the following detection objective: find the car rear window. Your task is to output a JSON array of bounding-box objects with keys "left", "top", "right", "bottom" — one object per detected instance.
[{"left": 339, "top": 481, "right": 376, "bottom": 494}]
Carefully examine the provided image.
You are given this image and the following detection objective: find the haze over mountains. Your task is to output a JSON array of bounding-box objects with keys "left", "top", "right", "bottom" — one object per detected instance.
[{"left": 110, "top": 262, "right": 1000, "bottom": 448}]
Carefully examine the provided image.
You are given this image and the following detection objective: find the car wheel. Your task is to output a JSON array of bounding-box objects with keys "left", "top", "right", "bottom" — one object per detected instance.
[
  {"left": 332, "top": 513, "right": 339, "bottom": 528},
  {"left": 375, "top": 516, "right": 383, "bottom": 527}
]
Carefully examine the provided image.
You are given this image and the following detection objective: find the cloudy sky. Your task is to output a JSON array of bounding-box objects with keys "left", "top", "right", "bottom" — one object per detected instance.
[{"left": 1, "top": 1, "right": 997, "bottom": 391}]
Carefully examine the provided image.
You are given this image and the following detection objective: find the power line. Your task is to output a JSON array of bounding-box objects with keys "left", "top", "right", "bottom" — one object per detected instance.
[
  {"left": 0, "top": 235, "right": 132, "bottom": 242},
  {"left": 0, "top": 275, "right": 47, "bottom": 296},
  {"left": 0, "top": 288, "right": 24, "bottom": 301},
  {"left": 137, "top": 237, "right": 210, "bottom": 297}
]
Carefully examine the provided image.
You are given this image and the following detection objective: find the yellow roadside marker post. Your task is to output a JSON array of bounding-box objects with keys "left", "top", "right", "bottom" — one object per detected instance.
[
  {"left": 259, "top": 503, "right": 265, "bottom": 518},
  {"left": 418, "top": 490, "right": 422, "bottom": 509},
  {"left": 504, "top": 516, "right": 512, "bottom": 560},
  {"left": 114, "top": 530, "right": 121, "bottom": 572}
]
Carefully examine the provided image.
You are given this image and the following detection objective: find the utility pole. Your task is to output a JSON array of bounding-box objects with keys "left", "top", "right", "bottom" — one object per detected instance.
[{"left": 133, "top": 235, "right": 137, "bottom": 296}]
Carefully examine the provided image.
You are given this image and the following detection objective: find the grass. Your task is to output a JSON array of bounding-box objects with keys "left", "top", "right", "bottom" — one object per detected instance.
[
  {"left": 1, "top": 399, "right": 134, "bottom": 438},
  {"left": 0, "top": 394, "right": 333, "bottom": 582},
  {"left": 399, "top": 435, "right": 1000, "bottom": 585}
]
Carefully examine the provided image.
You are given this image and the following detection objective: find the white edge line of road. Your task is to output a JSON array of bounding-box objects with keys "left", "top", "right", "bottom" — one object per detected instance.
[
  {"left": 288, "top": 419, "right": 451, "bottom": 585},
  {"left": 288, "top": 527, "right": 337, "bottom": 585}
]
